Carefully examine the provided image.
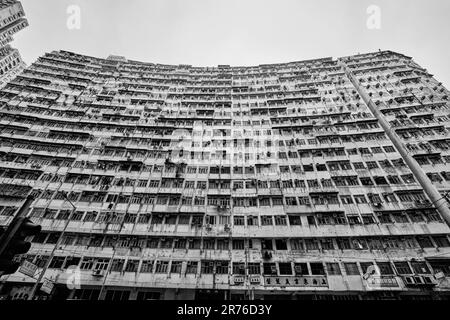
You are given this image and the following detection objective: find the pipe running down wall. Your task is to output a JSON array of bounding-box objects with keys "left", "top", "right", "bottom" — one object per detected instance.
[{"left": 341, "top": 63, "right": 450, "bottom": 227}]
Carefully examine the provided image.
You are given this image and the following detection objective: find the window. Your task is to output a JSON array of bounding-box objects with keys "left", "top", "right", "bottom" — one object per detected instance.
[
  {"left": 201, "top": 261, "right": 214, "bottom": 274},
  {"left": 247, "top": 216, "right": 258, "bottom": 226},
  {"left": 80, "top": 257, "right": 95, "bottom": 270},
  {"left": 216, "top": 261, "right": 229, "bottom": 274},
  {"left": 433, "top": 236, "right": 450, "bottom": 247},
  {"left": 361, "top": 214, "right": 376, "bottom": 224},
  {"left": 73, "top": 289, "right": 100, "bottom": 300},
  {"left": 248, "top": 263, "right": 261, "bottom": 275},
  {"left": 184, "top": 181, "right": 195, "bottom": 189},
  {"left": 429, "top": 261, "right": 450, "bottom": 276},
  {"left": 186, "top": 261, "right": 198, "bottom": 274},
  {"left": 217, "top": 239, "right": 229, "bottom": 250},
  {"left": 354, "top": 195, "right": 367, "bottom": 204},
  {"left": 274, "top": 216, "right": 287, "bottom": 226},
  {"left": 411, "top": 261, "right": 431, "bottom": 274},
  {"left": 259, "top": 198, "right": 270, "bottom": 206},
  {"left": 110, "top": 259, "right": 125, "bottom": 272},
  {"left": 288, "top": 215, "right": 301, "bottom": 226},
  {"left": 326, "top": 263, "right": 341, "bottom": 275},
  {"left": 366, "top": 161, "right": 378, "bottom": 169},
  {"left": 352, "top": 161, "right": 365, "bottom": 169},
  {"left": 178, "top": 215, "right": 190, "bottom": 225},
  {"left": 261, "top": 239, "right": 273, "bottom": 250},
  {"left": 293, "top": 263, "right": 308, "bottom": 275},
  {"left": 347, "top": 215, "right": 361, "bottom": 225},
  {"left": 377, "top": 262, "right": 394, "bottom": 275},
  {"left": 394, "top": 262, "right": 412, "bottom": 275},
  {"left": 408, "top": 211, "right": 424, "bottom": 223},
  {"left": 401, "top": 174, "right": 416, "bottom": 184},
  {"left": 170, "top": 261, "right": 182, "bottom": 273},
  {"left": 233, "top": 262, "right": 245, "bottom": 275},
  {"left": 160, "top": 239, "right": 173, "bottom": 249},
  {"left": 337, "top": 238, "right": 351, "bottom": 250},
  {"left": 232, "top": 239, "right": 244, "bottom": 250},
  {"left": 344, "top": 262, "right": 360, "bottom": 275},
  {"left": 291, "top": 239, "right": 304, "bottom": 250},
  {"left": 360, "top": 262, "right": 374, "bottom": 274},
  {"left": 310, "top": 262, "right": 325, "bottom": 275},
  {"left": 383, "top": 146, "right": 396, "bottom": 153},
  {"left": 360, "top": 177, "right": 373, "bottom": 186},
  {"left": 275, "top": 239, "right": 287, "bottom": 250},
  {"left": 417, "top": 236, "right": 434, "bottom": 248},
  {"left": 125, "top": 259, "right": 139, "bottom": 272},
  {"left": 155, "top": 261, "right": 169, "bottom": 273},
  {"left": 272, "top": 197, "right": 283, "bottom": 206},
  {"left": 371, "top": 147, "right": 383, "bottom": 153},
  {"left": 285, "top": 197, "right": 297, "bottom": 206},
  {"left": 261, "top": 216, "right": 273, "bottom": 226},
  {"left": 263, "top": 263, "right": 277, "bottom": 275},
  {"left": 49, "top": 256, "right": 65, "bottom": 269},
  {"left": 278, "top": 263, "right": 293, "bottom": 275},
  {"left": 196, "top": 181, "right": 207, "bottom": 189},
  {"left": 340, "top": 196, "right": 353, "bottom": 204},
  {"left": 105, "top": 290, "right": 130, "bottom": 301},
  {"left": 305, "top": 239, "right": 319, "bottom": 250},
  {"left": 188, "top": 239, "right": 201, "bottom": 249},
  {"left": 321, "top": 239, "right": 334, "bottom": 250},
  {"left": 140, "top": 260, "right": 153, "bottom": 273},
  {"left": 233, "top": 216, "right": 245, "bottom": 226}
]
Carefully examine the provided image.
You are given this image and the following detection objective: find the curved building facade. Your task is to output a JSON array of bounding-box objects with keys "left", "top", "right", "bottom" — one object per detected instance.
[{"left": 0, "top": 50, "right": 450, "bottom": 300}]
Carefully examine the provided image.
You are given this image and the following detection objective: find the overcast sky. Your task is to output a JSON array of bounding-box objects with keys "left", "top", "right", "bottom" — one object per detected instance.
[{"left": 13, "top": 0, "right": 450, "bottom": 86}]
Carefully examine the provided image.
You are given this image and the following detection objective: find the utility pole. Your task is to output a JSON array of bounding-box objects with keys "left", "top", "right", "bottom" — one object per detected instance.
[{"left": 27, "top": 193, "right": 76, "bottom": 300}]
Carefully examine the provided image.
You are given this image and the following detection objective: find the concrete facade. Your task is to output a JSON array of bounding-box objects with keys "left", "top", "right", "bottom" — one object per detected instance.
[{"left": 0, "top": 50, "right": 450, "bottom": 300}]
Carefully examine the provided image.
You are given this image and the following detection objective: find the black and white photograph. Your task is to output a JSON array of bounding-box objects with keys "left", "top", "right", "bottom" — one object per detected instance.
[{"left": 0, "top": 0, "right": 449, "bottom": 312}]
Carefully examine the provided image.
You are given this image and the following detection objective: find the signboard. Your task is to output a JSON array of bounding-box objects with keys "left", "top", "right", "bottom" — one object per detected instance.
[
  {"left": 364, "top": 276, "right": 400, "bottom": 289},
  {"left": 231, "top": 275, "right": 245, "bottom": 285},
  {"left": 19, "top": 261, "right": 38, "bottom": 278},
  {"left": 230, "top": 275, "right": 263, "bottom": 286},
  {"left": 264, "top": 276, "right": 328, "bottom": 287},
  {"left": 249, "top": 276, "right": 261, "bottom": 284},
  {"left": 40, "top": 279, "right": 54, "bottom": 294}
]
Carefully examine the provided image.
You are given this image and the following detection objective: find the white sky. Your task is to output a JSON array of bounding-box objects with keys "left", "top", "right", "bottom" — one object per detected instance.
[{"left": 12, "top": 0, "right": 450, "bottom": 86}]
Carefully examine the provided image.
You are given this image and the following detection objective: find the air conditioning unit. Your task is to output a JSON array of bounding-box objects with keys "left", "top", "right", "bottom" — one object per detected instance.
[
  {"left": 294, "top": 265, "right": 303, "bottom": 273},
  {"left": 270, "top": 266, "right": 277, "bottom": 273}
]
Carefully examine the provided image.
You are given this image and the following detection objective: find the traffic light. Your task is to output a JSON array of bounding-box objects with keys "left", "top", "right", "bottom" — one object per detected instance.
[{"left": 0, "top": 217, "right": 41, "bottom": 275}]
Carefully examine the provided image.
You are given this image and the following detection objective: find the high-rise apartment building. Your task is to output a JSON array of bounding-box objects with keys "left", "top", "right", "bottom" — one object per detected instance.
[
  {"left": 0, "top": 0, "right": 28, "bottom": 88},
  {"left": 0, "top": 49, "right": 450, "bottom": 300}
]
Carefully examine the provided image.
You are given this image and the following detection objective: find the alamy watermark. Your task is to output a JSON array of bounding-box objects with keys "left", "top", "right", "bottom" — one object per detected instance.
[
  {"left": 67, "top": 5, "right": 81, "bottom": 30},
  {"left": 367, "top": 5, "right": 381, "bottom": 30}
]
